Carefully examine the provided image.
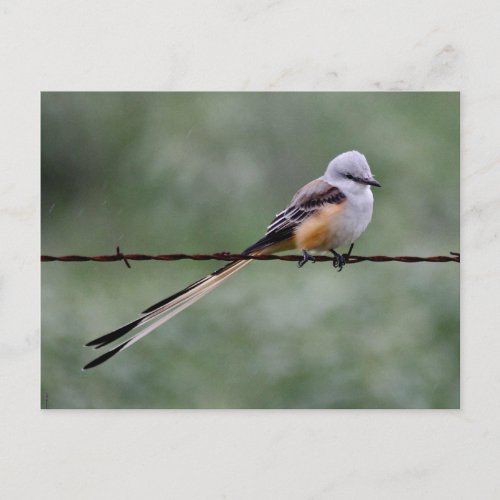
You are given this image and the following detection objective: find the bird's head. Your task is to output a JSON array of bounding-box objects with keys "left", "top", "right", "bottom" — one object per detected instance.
[{"left": 324, "top": 151, "right": 381, "bottom": 191}]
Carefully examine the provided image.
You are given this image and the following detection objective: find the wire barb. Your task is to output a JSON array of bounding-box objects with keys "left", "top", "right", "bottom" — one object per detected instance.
[
  {"left": 41, "top": 251, "right": 460, "bottom": 264},
  {"left": 116, "top": 246, "right": 131, "bottom": 269}
]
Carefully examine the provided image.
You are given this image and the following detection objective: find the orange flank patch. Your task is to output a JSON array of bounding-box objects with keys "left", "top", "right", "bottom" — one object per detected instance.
[{"left": 293, "top": 203, "right": 345, "bottom": 251}]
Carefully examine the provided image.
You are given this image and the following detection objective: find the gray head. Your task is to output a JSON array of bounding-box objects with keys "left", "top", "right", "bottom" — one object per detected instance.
[{"left": 323, "top": 151, "right": 381, "bottom": 190}]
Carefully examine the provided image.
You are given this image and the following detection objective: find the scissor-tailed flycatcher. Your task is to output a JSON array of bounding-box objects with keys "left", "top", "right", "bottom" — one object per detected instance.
[{"left": 83, "top": 150, "right": 380, "bottom": 369}]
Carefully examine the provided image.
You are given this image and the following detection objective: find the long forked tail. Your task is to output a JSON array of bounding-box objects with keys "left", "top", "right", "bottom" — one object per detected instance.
[{"left": 82, "top": 256, "right": 255, "bottom": 370}]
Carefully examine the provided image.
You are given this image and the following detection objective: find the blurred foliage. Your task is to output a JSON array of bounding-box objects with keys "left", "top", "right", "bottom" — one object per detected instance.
[{"left": 41, "top": 92, "right": 459, "bottom": 408}]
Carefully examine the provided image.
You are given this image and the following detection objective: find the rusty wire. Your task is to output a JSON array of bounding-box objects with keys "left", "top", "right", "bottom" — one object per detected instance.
[{"left": 41, "top": 248, "right": 460, "bottom": 267}]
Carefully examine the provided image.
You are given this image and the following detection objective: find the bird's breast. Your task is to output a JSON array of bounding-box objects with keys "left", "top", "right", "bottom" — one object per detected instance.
[{"left": 293, "top": 192, "right": 373, "bottom": 251}]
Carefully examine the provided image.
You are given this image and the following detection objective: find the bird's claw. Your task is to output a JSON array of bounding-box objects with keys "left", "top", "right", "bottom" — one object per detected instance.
[
  {"left": 298, "top": 250, "right": 316, "bottom": 268},
  {"left": 333, "top": 252, "right": 345, "bottom": 272},
  {"left": 330, "top": 244, "right": 353, "bottom": 272},
  {"left": 331, "top": 250, "right": 346, "bottom": 272}
]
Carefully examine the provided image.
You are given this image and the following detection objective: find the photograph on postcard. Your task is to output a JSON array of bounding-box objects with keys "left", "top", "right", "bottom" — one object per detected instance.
[{"left": 41, "top": 92, "right": 459, "bottom": 409}]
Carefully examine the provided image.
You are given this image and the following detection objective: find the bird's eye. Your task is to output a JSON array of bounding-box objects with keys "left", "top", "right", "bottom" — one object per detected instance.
[{"left": 345, "top": 173, "right": 354, "bottom": 180}]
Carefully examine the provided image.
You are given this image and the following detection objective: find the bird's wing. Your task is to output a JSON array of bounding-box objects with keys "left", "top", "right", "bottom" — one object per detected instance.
[{"left": 243, "top": 178, "right": 346, "bottom": 253}]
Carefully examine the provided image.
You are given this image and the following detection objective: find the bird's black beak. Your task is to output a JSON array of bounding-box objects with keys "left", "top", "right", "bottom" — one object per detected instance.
[{"left": 364, "top": 177, "right": 381, "bottom": 187}]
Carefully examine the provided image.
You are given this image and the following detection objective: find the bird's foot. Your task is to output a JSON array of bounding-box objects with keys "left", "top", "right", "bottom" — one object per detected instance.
[
  {"left": 330, "top": 244, "right": 354, "bottom": 272},
  {"left": 298, "top": 250, "right": 316, "bottom": 268},
  {"left": 331, "top": 249, "right": 346, "bottom": 272},
  {"left": 332, "top": 250, "right": 345, "bottom": 271}
]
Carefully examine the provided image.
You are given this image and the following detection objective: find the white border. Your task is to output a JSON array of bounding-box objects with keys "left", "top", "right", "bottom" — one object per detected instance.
[{"left": 2, "top": 1, "right": 499, "bottom": 497}]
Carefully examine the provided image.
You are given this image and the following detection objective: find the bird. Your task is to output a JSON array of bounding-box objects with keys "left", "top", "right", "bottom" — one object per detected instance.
[{"left": 83, "top": 150, "right": 381, "bottom": 370}]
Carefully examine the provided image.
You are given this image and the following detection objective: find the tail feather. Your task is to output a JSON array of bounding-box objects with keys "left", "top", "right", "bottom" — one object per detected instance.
[
  {"left": 85, "top": 260, "right": 242, "bottom": 350},
  {"left": 140, "top": 260, "right": 236, "bottom": 314},
  {"left": 83, "top": 257, "right": 254, "bottom": 369},
  {"left": 83, "top": 287, "right": 214, "bottom": 370},
  {"left": 85, "top": 317, "right": 143, "bottom": 348}
]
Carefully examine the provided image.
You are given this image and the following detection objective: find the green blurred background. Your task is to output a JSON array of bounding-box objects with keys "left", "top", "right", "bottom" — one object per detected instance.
[{"left": 41, "top": 92, "right": 459, "bottom": 409}]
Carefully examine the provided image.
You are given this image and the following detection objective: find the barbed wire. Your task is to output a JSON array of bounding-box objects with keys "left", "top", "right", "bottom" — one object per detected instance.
[{"left": 41, "top": 248, "right": 460, "bottom": 268}]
